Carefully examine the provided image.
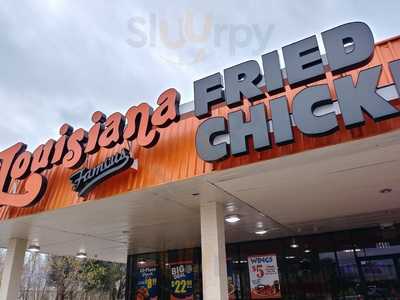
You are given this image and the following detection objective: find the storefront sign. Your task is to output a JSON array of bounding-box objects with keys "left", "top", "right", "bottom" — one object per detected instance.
[
  {"left": 135, "top": 264, "right": 159, "bottom": 300},
  {"left": 70, "top": 149, "right": 135, "bottom": 196},
  {"left": 170, "top": 261, "right": 193, "bottom": 300},
  {"left": 194, "top": 22, "right": 400, "bottom": 162},
  {"left": 1, "top": 21, "right": 400, "bottom": 208},
  {"left": 248, "top": 255, "right": 281, "bottom": 299},
  {"left": 0, "top": 88, "right": 180, "bottom": 208}
]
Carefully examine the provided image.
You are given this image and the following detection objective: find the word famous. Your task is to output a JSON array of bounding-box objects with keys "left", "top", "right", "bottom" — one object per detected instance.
[
  {"left": 0, "top": 88, "right": 180, "bottom": 207},
  {"left": 194, "top": 22, "right": 400, "bottom": 162},
  {"left": 70, "top": 149, "right": 134, "bottom": 197}
]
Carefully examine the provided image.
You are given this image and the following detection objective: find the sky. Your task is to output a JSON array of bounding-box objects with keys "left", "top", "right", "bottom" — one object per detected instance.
[{"left": 0, "top": 0, "right": 400, "bottom": 150}]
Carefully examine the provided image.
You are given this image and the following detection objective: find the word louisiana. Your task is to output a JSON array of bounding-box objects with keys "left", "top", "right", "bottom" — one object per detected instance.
[{"left": 0, "top": 88, "right": 180, "bottom": 207}]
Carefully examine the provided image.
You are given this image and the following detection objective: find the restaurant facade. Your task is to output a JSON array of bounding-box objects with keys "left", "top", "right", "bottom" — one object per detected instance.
[{"left": 1, "top": 21, "right": 400, "bottom": 299}]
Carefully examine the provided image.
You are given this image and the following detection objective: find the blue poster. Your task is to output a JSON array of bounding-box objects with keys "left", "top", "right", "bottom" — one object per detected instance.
[
  {"left": 227, "top": 260, "right": 238, "bottom": 300},
  {"left": 135, "top": 265, "right": 159, "bottom": 300}
]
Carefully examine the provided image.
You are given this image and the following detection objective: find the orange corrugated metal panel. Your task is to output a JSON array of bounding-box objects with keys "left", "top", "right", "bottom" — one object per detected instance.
[{"left": 1, "top": 36, "right": 400, "bottom": 221}]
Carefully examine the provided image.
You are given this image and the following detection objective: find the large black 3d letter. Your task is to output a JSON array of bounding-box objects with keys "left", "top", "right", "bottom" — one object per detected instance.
[
  {"left": 270, "top": 96, "right": 294, "bottom": 144},
  {"left": 262, "top": 51, "right": 284, "bottom": 94},
  {"left": 195, "top": 117, "right": 228, "bottom": 162},
  {"left": 292, "top": 85, "right": 338, "bottom": 136},
  {"left": 194, "top": 73, "right": 225, "bottom": 119},
  {"left": 322, "top": 22, "right": 374, "bottom": 74},
  {"left": 389, "top": 59, "right": 400, "bottom": 97},
  {"left": 334, "top": 66, "right": 399, "bottom": 127},
  {"left": 224, "top": 60, "right": 264, "bottom": 107},
  {"left": 228, "top": 103, "right": 270, "bottom": 156},
  {"left": 282, "top": 36, "right": 325, "bottom": 87}
]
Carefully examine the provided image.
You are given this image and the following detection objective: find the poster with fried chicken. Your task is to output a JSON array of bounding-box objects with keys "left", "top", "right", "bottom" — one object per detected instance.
[{"left": 248, "top": 255, "right": 281, "bottom": 299}]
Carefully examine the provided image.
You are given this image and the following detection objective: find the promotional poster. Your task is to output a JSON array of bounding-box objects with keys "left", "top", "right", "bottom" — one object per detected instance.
[
  {"left": 135, "top": 265, "right": 159, "bottom": 300},
  {"left": 227, "top": 260, "right": 239, "bottom": 300},
  {"left": 170, "top": 261, "right": 194, "bottom": 300},
  {"left": 248, "top": 255, "right": 281, "bottom": 299}
]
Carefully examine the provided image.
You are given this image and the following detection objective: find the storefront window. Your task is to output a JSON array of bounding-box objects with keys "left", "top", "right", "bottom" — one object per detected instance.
[
  {"left": 127, "top": 249, "right": 202, "bottom": 300},
  {"left": 127, "top": 226, "right": 400, "bottom": 300}
]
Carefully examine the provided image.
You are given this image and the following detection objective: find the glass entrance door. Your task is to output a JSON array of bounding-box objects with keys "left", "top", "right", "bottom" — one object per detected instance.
[{"left": 358, "top": 256, "right": 400, "bottom": 299}]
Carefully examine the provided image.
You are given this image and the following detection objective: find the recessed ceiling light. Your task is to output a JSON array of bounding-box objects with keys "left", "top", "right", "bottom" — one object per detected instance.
[
  {"left": 343, "top": 248, "right": 361, "bottom": 253},
  {"left": 225, "top": 203, "right": 236, "bottom": 212},
  {"left": 256, "top": 221, "right": 264, "bottom": 228},
  {"left": 304, "top": 249, "right": 311, "bottom": 253},
  {"left": 225, "top": 215, "right": 240, "bottom": 223},
  {"left": 27, "top": 244, "right": 40, "bottom": 253},
  {"left": 376, "top": 241, "right": 391, "bottom": 248},
  {"left": 290, "top": 238, "right": 299, "bottom": 248},
  {"left": 76, "top": 250, "right": 87, "bottom": 259},
  {"left": 137, "top": 259, "right": 146, "bottom": 265},
  {"left": 380, "top": 188, "right": 392, "bottom": 194},
  {"left": 255, "top": 229, "right": 268, "bottom": 235},
  {"left": 380, "top": 222, "right": 394, "bottom": 229},
  {"left": 285, "top": 256, "right": 295, "bottom": 259}
]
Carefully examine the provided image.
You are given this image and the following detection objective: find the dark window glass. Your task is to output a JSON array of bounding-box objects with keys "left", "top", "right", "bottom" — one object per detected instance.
[{"left": 127, "top": 226, "right": 400, "bottom": 300}]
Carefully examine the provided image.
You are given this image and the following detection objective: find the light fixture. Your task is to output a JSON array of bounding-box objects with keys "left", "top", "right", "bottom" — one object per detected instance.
[
  {"left": 343, "top": 248, "right": 361, "bottom": 253},
  {"left": 290, "top": 238, "right": 299, "bottom": 248},
  {"left": 76, "top": 250, "right": 87, "bottom": 259},
  {"left": 255, "top": 229, "right": 268, "bottom": 235},
  {"left": 376, "top": 241, "right": 391, "bottom": 248},
  {"left": 256, "top": 221, "right": 264, "bottom": 227},
  {"left": 225, "top": 214, "right": 240, "bottom": 223},
  {"left": 380, "top": 188, "right": 392, "bottom": 194},
  {"left": 225, "top": 203, "right": 236, "bottom": 213},
  {"left": 380, "top": 222, "right": 394, "bottom": 229},
  {"left": 137, "top": 259, "right": 146, "bottom": 265},
  {"left": 304, "top": 249, "right": 311, "bottom": 253},
  {"left": 285, "top": 256, "right": 295, "bottom": 259},
  {"left": 27, "top": 244, "right": 40, "bottom": 253}
]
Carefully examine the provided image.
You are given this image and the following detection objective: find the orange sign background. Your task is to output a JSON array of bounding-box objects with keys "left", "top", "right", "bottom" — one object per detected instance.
[{"left": 1, "top": 36, "right": 400, "bottom": 221}]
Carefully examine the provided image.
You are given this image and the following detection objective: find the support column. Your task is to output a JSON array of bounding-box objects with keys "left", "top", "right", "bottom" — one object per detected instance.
[
  {"left": 200, "top": 201, "right": 228, "bottom": 300},
  {"left": 0, "top": 238, "right": 27, "bottom": 300}
]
